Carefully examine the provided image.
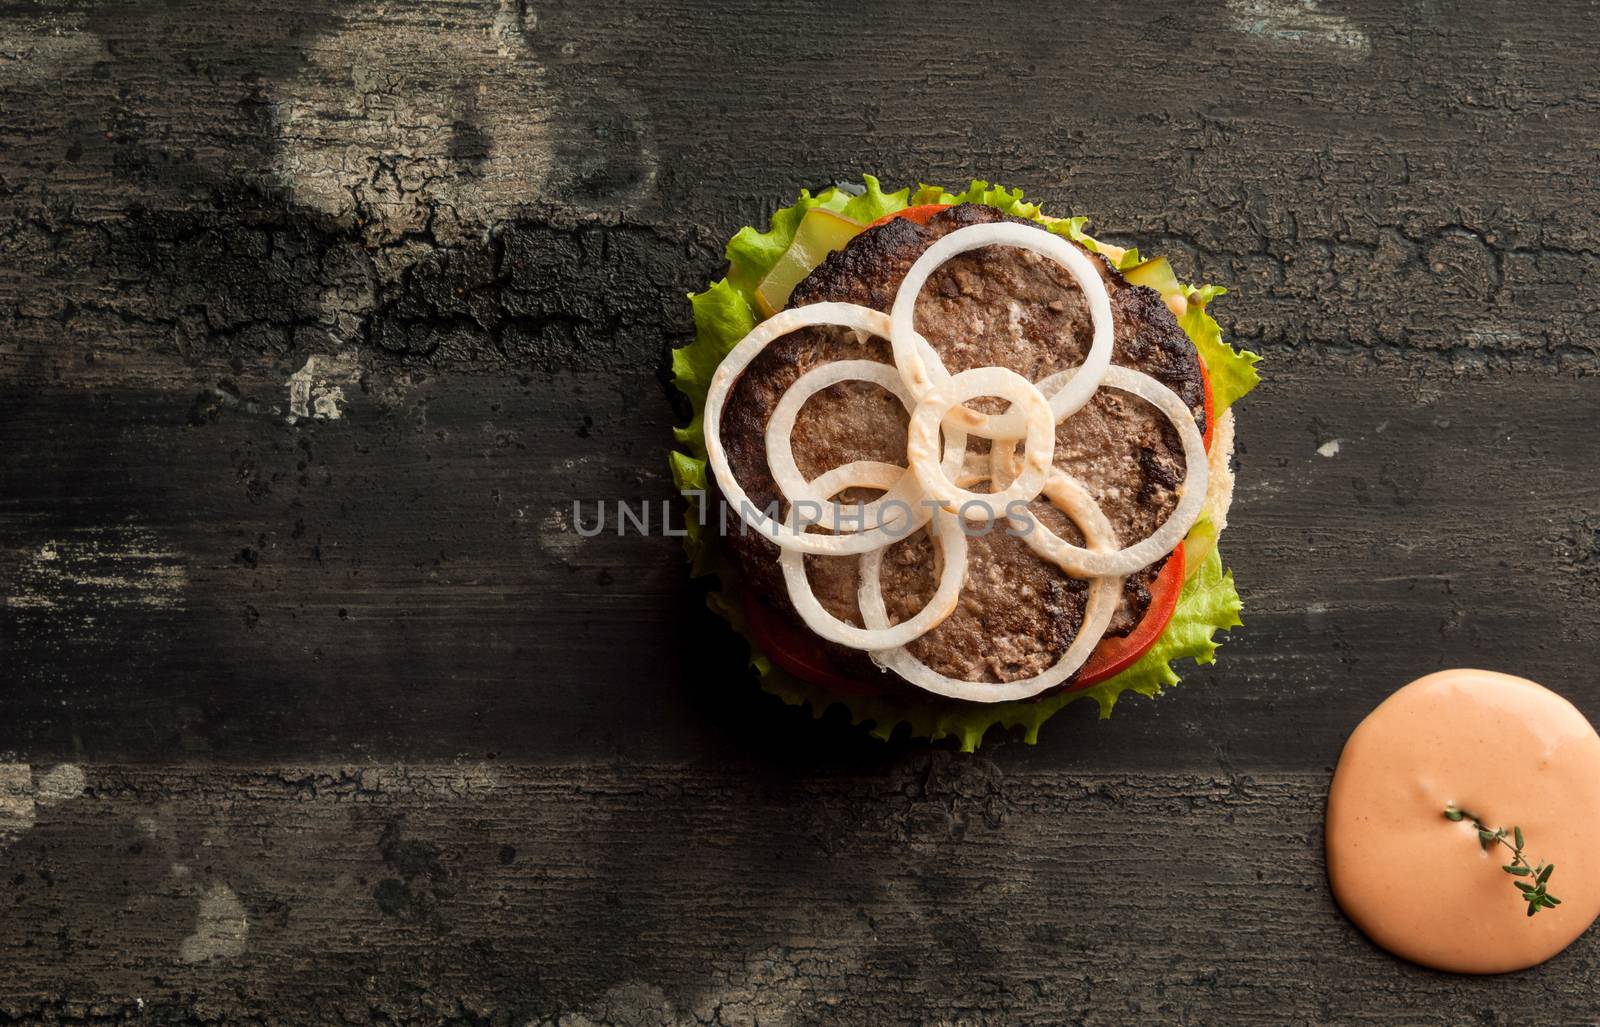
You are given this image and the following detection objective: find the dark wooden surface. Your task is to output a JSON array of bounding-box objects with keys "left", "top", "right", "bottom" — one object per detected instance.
[{"left": 3, "top": 1, "right": 1599, "bottom": 1023}]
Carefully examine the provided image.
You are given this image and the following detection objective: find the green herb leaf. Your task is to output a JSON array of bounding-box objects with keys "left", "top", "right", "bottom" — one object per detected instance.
[{"left": 1446, "top": 808, "right": 1561, "bottom": 916}]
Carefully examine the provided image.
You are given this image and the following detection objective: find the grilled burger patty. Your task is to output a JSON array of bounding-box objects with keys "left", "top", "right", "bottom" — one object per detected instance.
[{"left": 719, "top": 203, "right": 1207, "bottom": 687}]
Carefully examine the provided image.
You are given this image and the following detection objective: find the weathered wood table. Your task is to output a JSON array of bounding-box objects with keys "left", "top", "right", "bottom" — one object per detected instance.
[{"left": 3, "top": 1, "right": 1598, "bottom": 1023}]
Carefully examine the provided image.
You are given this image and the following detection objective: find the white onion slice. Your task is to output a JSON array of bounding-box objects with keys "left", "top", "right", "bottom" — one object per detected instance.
[
  {"left": 860, "top": 474, "right": 1123, "bottom": 703},
  {"left": 887, "top": 222, "right": 1115, "bottom": 436},
  {"left": 1009, "top": 364, "right": 1207, "bottom": 578},
  {"left": 988, "top": 438, "right": 1020, "bottom": 491},
  {"left": 764, "top": 360, "right": 920, "bottom": 535},
  {"left": 778, "top": 461, "right": 967, "bottom": 651},
  {"left": 704, "top": 302, "right": 937, "bottom": 555},
  {"left": 907, "top": 366, "right": 1053, "bottom": 522}
]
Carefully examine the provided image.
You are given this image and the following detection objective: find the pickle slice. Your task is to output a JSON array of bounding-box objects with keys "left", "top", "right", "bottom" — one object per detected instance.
[
  {"left": 1122, "top": 256, "right": 1188, "bottom": 317},
  {"left": 754, "top": 208, "right": 865, "bottom": 318}
]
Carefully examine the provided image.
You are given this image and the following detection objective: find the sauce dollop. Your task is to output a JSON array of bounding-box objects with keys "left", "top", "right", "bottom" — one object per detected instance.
[{"left": 1326, "top": 669, "right": 1600, "bottom": 973}]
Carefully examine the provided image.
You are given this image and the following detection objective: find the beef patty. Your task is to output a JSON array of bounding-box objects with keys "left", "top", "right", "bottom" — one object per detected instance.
[{"left": 719, "top": 203, "right": 1206, "bottom": 689}]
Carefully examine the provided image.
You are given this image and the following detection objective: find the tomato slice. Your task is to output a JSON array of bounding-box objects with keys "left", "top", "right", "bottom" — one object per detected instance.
[
  {"left": 866, "top": 203, "right": 951, "bottom": 229},
  {"left": 1072, "top": 541, "right": 1185, "bottom": 688},
  {"left": 1197, "top": 350, "right": 1216, "bottom": 453},
  {"left": 744, "top": 596, "right": 884, "bottom": 697}
]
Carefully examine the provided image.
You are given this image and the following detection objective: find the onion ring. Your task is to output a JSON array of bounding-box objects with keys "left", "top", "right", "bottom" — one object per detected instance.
[
  {"left": 907, "top": 366, "right": 1054, "bottom": 522},
  {"left": 705, "top": 302, "right": 952, "bottom": 555},
  {"left": 778, "top": 461, "right": 967, "bottom": 651},
  {"left": 764, "top": 360, "right": 921, "bottom": 535},
  {"left": 860, "top": 474, "right": 1123, "bottom": 703},
  {"left": 888, "top": 222, "right": 1115, "bottom": 436},
  {"left": 1007, "top": 364, "right": 1208, "bottom": 578}
]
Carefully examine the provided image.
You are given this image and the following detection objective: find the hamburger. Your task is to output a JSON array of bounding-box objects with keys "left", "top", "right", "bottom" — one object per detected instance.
[{"left": 670, "top": 178, "right": 1259, "bottom": 749}]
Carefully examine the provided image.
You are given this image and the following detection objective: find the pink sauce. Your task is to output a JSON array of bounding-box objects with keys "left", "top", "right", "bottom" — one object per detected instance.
[{"left": 1326, "top": 669, "right": 1600, "bottom": 973}]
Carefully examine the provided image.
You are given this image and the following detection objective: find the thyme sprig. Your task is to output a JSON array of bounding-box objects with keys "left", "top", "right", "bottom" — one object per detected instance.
[{"left": 1444, "top": 805, "right": 1560, "bottom": 917}]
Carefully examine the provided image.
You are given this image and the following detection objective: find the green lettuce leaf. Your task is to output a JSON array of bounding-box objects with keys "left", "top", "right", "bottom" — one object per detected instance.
[
  {"left": 677, "top": 279, "right": 754, "bottom": 410},
  {"left": 669, "top": 176, "right": 1254, "bottom": 749},
  {"left": 911, "top": 180, "right": 1147, "bottom": 268},
  {"left": 1181, "top": 286, "right": 1261, "bottom": 416},
  {"left": 912, "top": 180, "right": 1041, "bottom": 220},
  {"left": 1072, "top": 545, "right": 1242, "bottom": 716}
]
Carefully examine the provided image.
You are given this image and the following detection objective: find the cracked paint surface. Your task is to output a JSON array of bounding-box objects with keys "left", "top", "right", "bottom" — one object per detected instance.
[{"left": 179, "top": 884, "right": 249, "bottom": 964}]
